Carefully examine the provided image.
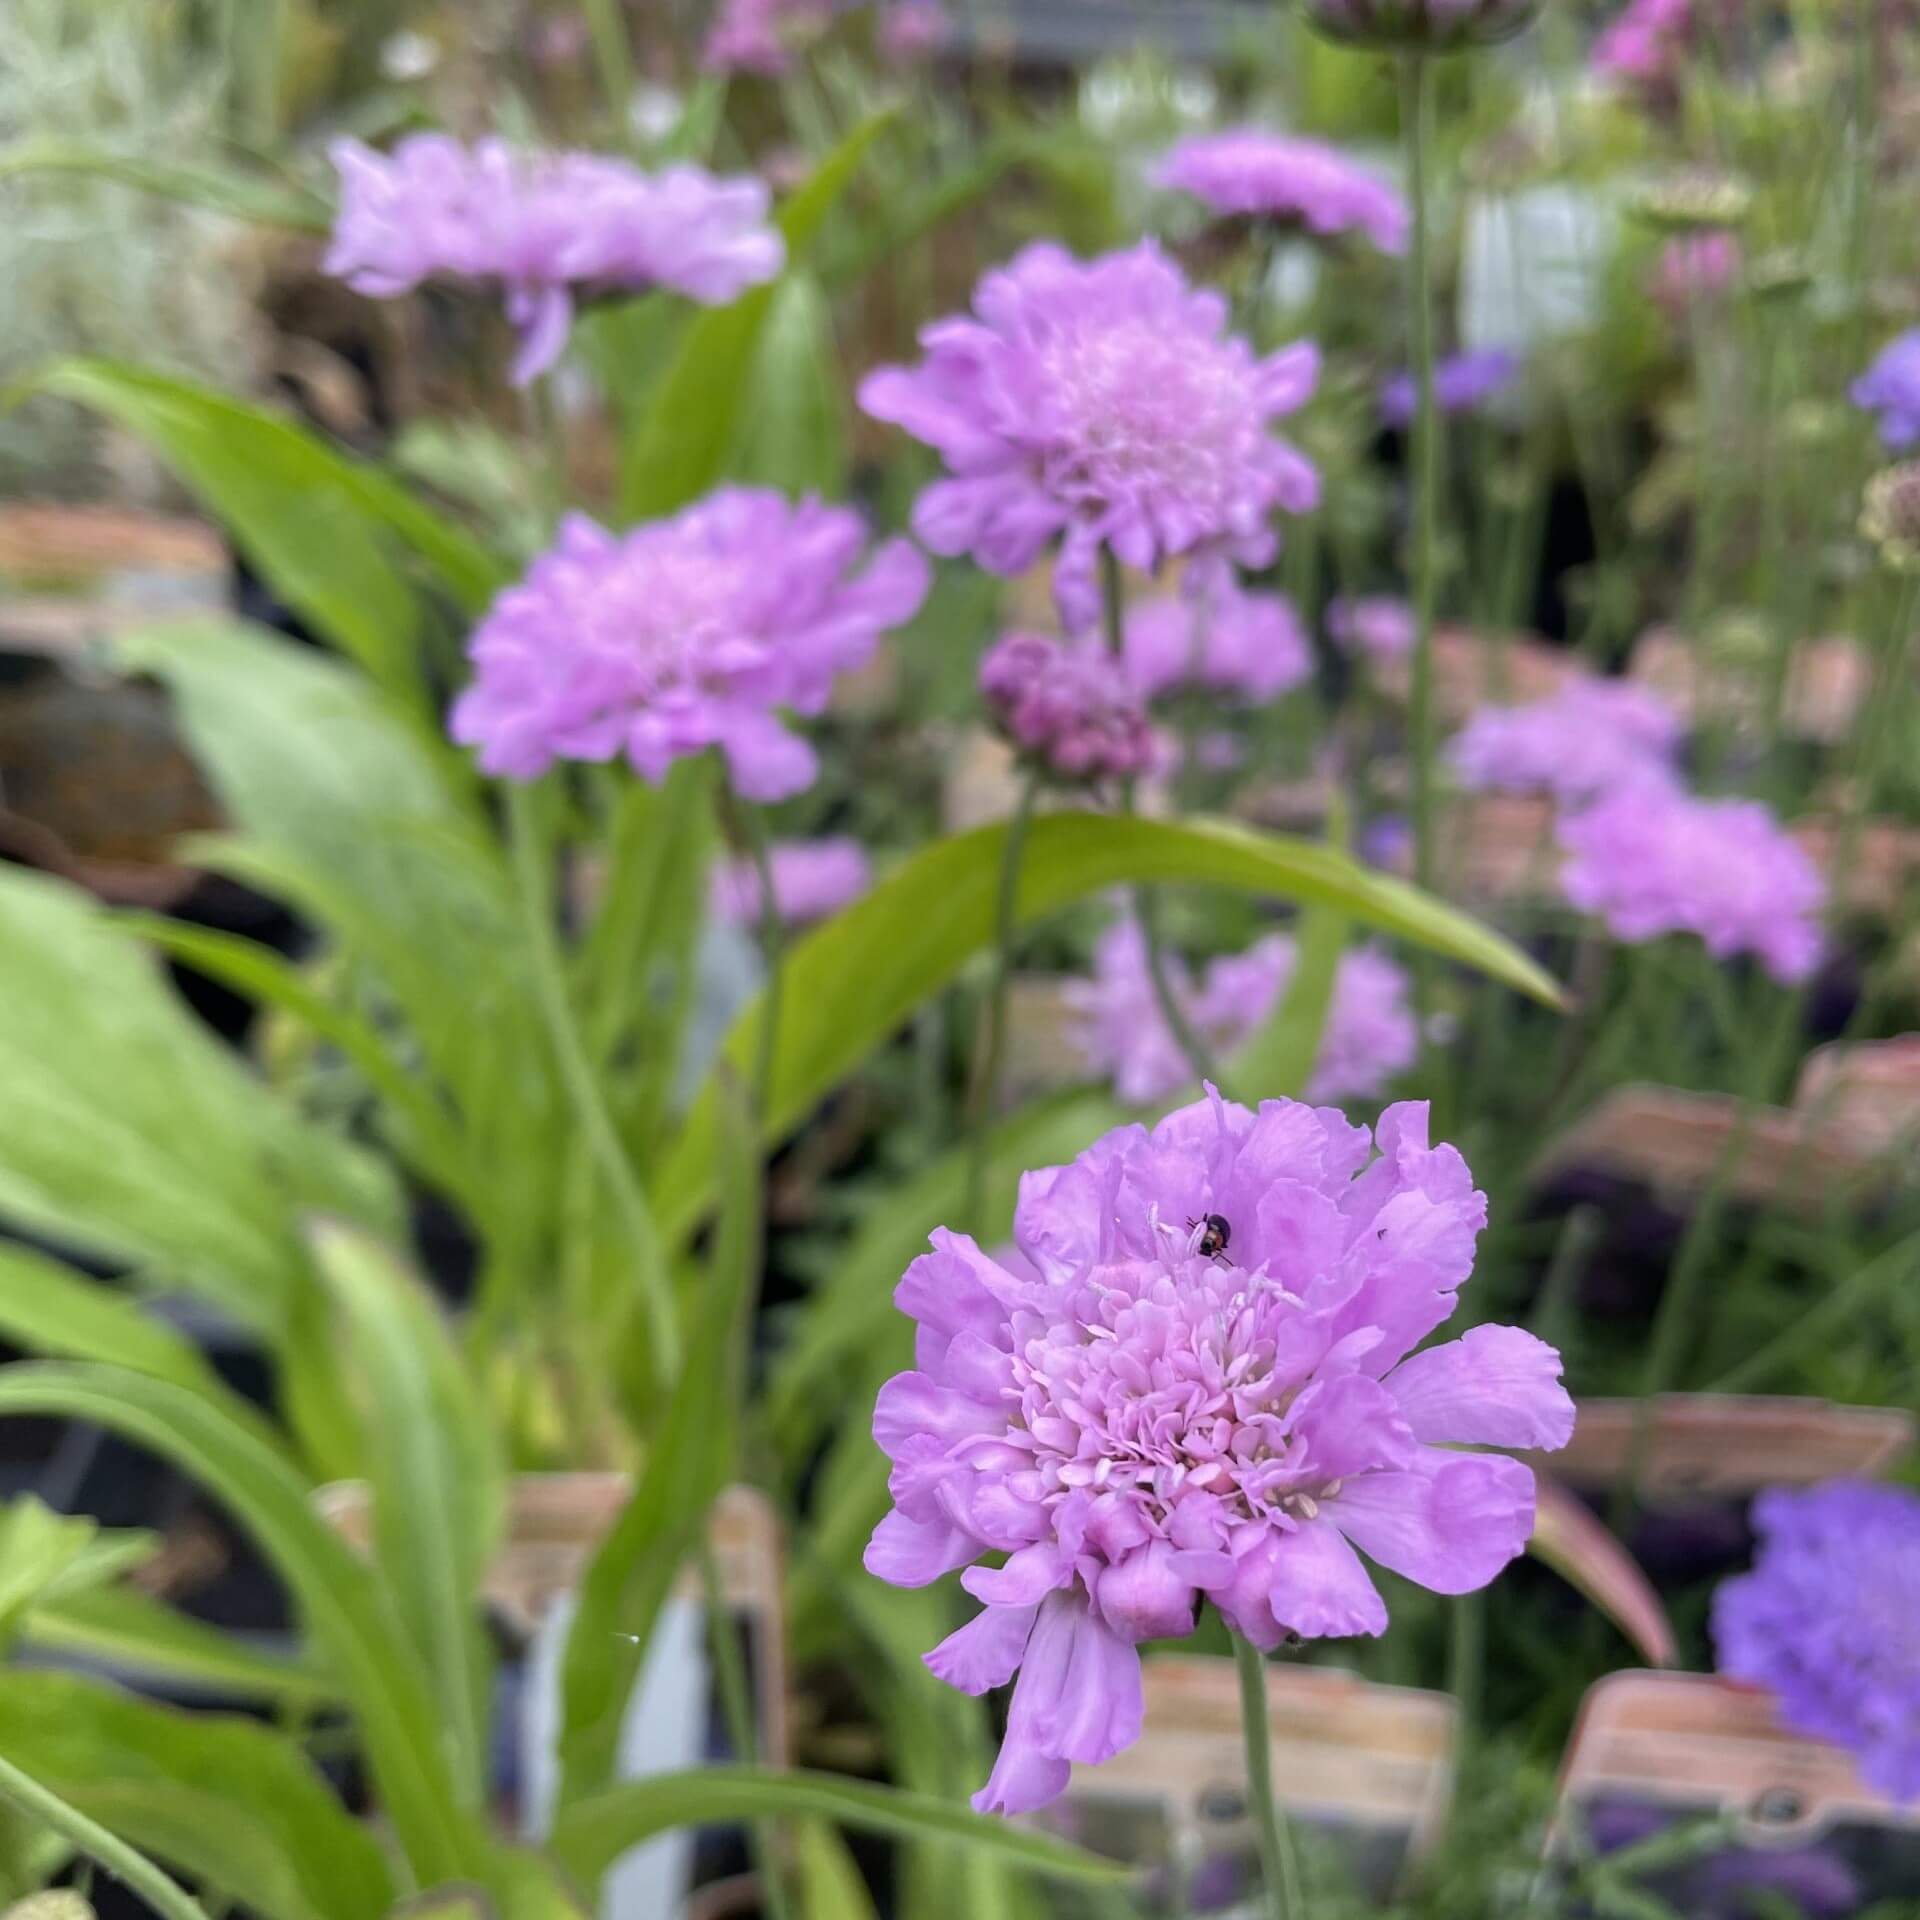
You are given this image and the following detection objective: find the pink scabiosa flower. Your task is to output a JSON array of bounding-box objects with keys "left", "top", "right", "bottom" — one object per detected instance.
[
  {"left": 1152, "top": 132, "right": 1408, "bottom": 255},
  {"left": 1447, "top": 677, "right": 1683, "bottom": 806},
  {"left": 1380, "top": 349, "right": 1519, "bottom": 428},
  {"left": 859, "top": 242, "right": 1321, "bottom": 633},
  {"left": 877, "top": 0, "right": 950, "bottom": 62},
  {"left": 324, "top": 135, "right": 783, "bottom": 385},
  {"left": 710, "top": 835, "right": 871, "bottom": 928},
  {"left": 1712, "top": 1481, "right": 1920, "bottom": 1803},
  {"left": 1853, "top": 332, "right": 1920, "bottom": 451},
  {"left": 1557, "top": 784, "right": 1826, "bottom": 983},
  {"left": 450, "top": 491, "right": 929, "bottom": 795},
  {"left": 865, "top": 1090, "right": 1572, "bottom": 1813},
  {"left": 1120, "top": 585, "right": 1312, "bottom": 705},
  {"left": 702, "top": 0, "right": 834, "bottom": 72},
  {"left": 1652, "top": 231, "right": 1741, "bottom": 315},
  {"left": 1327, "top": 595, "right": 1415, "bottom": 667},
  {"left": 1592, "top": 0, "right": 1692, "bottom": 87},
  {"left": 1067, "top": 920, "right": 1416, "bottom": 1107},
  {"left": 979, "top": 634, "right": 1157, "bottom": 784}
]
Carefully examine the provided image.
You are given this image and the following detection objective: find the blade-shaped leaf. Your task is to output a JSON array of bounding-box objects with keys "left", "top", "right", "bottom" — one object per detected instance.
[
  {"left": 548, "top": 1767, "right": 1129, "bottom": 1887},
  {"left": 0, "top": 1244, "right": 216, "bottom": 1394},
  {"left": 1230, "top": 899, "right": 1349, "bottom": 1100},
  {"left": 0, "top": 139, "right": 331, "bottom": 229},
  {"left": 0, "top": 1671, "right": 391, "bottom": 1920},
  {"left": 0, "top": 1365, "right": 478, "bottom": 1888},
  {"left": 729, "top": 272, "right": 845, "bottom": 498},
  {"left": 659, "top": 812, "right": 1563, "bottom": 1238}
]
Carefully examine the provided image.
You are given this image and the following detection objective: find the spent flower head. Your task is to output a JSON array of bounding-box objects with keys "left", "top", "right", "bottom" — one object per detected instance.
[
  {"left": 979, "top": 634, "right": 1158, "bottom": 785},
  {"left": 324, "top": 135, "right": 782, "bottom": 384},
  {"left": 1712, "top": 1481, "right": 1920, "bottom": 1802},
  {"left": 866, "top": 1091, "right": 1572, "bottom": 1813},
  {"left": 450, "top": 492, "right": 928, "bottom": 796},
  {"left": 1152, "top": 131, "right": 1408, "bottom": 254},
  {"left": 859, "top": 241, "right": 1320, "bottom": 634},
  {"left": 1861, "top": 463, "right": 1920, "bottom": 572}
]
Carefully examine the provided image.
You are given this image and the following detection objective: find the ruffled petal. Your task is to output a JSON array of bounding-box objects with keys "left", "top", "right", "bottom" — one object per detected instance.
[
  {"left": 1326, "top": 1450, "right": 1535, "bottom": 1595},
  {"left": 1264, "top": 1519, "right": 1388, "bottom": 1639},
  {"left": 864, "top": 1508, "right": 978, "bottom": 1588},
  {"left": 1383, "top": 1325, "right": 1575, "bottom": 1451},
  {"left": 926, "top": 1602, "right": 1039, "bottom": 1694},
  {"left": 1093, "top": 1540, "right": 1201, "bottom": 1643}
]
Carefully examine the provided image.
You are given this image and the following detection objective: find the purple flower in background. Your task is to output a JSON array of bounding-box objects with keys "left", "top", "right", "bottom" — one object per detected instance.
[
  {"left": 1067, "top": 919, "right": 1417, "bottom": 1106},
  {"left": 1557, "top": 785, "right": 1826, "bottom": 983},
  {"left": 1712, "top": 1480, "right": 1920, "bottom": 1802},
  {"left": 1592, "top": 0, "right": 1692, "bottom": 85},
  {"left": 1447, "top": 678, "right": 1684, "bottom": 805},
  {"left": 703, "top": 0, "right": 833, "bottom": 72},
  {"left": 859, "top": 242, "right": 1321, "bottom": 633},
  {"left": 878, "top": 0, "right": 950, "bottom": 61},
  {"left": 865, "top": 1091, "right": 1573, "bottom": 1813},
  {"left": 710, "top": 836, "right": 872, "bottom": 929},
  {"left": 1327, "top": 594, "right": 1415, "bottom": 666},
  {"left": 450, "top": 492, "right": 928, "bottom": 794},
  {"left": 1852, "top": 331, "right": 1920, "bottom": 450},
  {"left": 1379, "top": 349, "right": 1519, "bottom": 428},
  {"left": 324, "top": 135, "right": 783, "bottom": 384},
  {"left": 979, "top": 634, "right": 1157, "bottom": 783},
  {"left": 1652, "top": 231, "right": 1741, "bottom": 313},
  {"left": 1120, "top": 585, "right": 1313, "bottom": 705},
  {"left": 1152, "top": 131, "right": 1409, "bottom": 255}
]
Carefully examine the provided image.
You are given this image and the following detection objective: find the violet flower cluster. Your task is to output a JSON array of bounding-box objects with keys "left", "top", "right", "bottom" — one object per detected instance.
[
  {"left": 710, "top": 836, "right": 872, "bottom": 930},
  {"left": 702, "top": 0, "right": 834, "bottom": 71},
  {"left": 859, "top": 241, "right": 1320, "bottom": 633},
  {"left": 1380, "top": 349, "right": 1519, "bottom": 428},
  {"left": 1557, "top": 785, "right": 1826, "bottom": 984},
  {"left": 1853, "top": 331, "right": 1920, "bottom": 450},
  {"left": 1712, "top": 1480, "right": 1920, "bottom": 1802},
  {"left": 450, "top": 491, "right": 928, "bottom": 796},
  {"left": 866, "top": 1091, "right": 1573, "bottom": 1813},
  {"left": 978, "top": 635, "right": 1157, "bottom": 785},
  {"left": 1591, "top": 0, "right": 1693, "bottom": 88},
  {"left": 1152, "top": 132, "right": 1409, "bottom": 255},
  {"left": 1327, "top": 594, "right": 1416, "bottom": 667},
  {"left": 324, "top": 135, "right": 783, "bottom": 384},
  {"left": 1066, "top": 918, "right": 1417, "bottom": 1107},
  {"left": 1120, "top": 586, "right": 1313, "bottom": 706},
  {"left": 1447, "top": 677, "right": 1684, "bottom": 806}
]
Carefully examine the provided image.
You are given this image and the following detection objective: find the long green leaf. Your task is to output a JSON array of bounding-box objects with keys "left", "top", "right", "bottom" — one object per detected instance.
[
  {"left": 659, "top": 812, "right": 1562, "bottom": 1237},
  {"left": 0, "top": 1672, "right": 389, "bottom": 1920},
  {"left": 305, "top": 1221, "right": 502, "bottom": 1803},
  {"left": 1230, "top": 900, "right": 1350, "bottom": 1100},
  {"left": 548, "top": 1767, "right": 1129, "bottom": 1887},
  {"left": 0, "top": 139, "right": 330, "bottom": 229},
  {"left": 0, "top": 1366, "right": 477, "bottom": 1889},
  {"left": 618, "top": 108, "right": 896, "bottom": 519},
  {"left": 729, "top": 272, "right": 846, "bottom": 497},
  {"left": 0, "top": 1245, "right": 215, "bottom": 1394}
]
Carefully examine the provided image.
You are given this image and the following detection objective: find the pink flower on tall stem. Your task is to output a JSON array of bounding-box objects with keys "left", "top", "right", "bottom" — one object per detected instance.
[
  {"left": 859, "top": 242, "right": 1320, "bottom": 633},
  {"left": 1153, "top": 131, "right": 1409, "bottom": 254},
  {"left": 865, "top": 1091, "right": 1572, "bottom": 1813},
  {"left": 450, "top": 491, "right": 928, "bottom": 795}
]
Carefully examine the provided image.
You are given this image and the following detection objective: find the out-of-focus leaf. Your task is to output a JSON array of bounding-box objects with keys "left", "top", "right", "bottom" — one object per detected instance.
[
  {"left": 0, "top": 1245, "right": 217, "bottom": 1395},
  {"left": 1529, "top": 1472, "right": 1677, "bottom": 1669},
  {"left": 0, "top": 1365, "right": 478, "bottom": 1888},
  {"left": 730, "top": 273, "right": 845, "bottom": 497},
  {"left": 0, "top": 139, "right": 331, "bottom": 229},
  {"left": 660, "top": 812, "right": 1562, "bottom": 1238},
  {"left": 549, "top": 1767, "right": 1130, "bottom": 1887},
  {"left": 3, "top": 1893, "right": 96, "bottom": 1920},
  {"left": 306, "top": 1221, "right": 502, "bottom": 1804},
  {"left": 0, "top": 1670, "right": 392, "bottom": 1920},
  {"left": 556, "top": 1078, "right": 757, "bottom": 1811},
  {"left": 0, "top": 1503, "right": 138, "bottom": 1644},
  {"left": 0, "top": 866, "right": 393, "bottom": 1335},
  {"left": 618, "top": 108, "right": 896, "bottom": 519},
  {"left": 797, "top": 1822, "right": 881, "bottom": 1920}
]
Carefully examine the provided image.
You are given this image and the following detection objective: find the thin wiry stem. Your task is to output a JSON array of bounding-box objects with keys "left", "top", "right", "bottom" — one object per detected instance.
[{"left": 1232, "top": 1631, "right": 1302, "bottom": 1920}]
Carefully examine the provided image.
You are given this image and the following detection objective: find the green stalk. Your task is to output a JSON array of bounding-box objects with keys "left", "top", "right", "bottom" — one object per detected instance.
[
  {"left": 0, "top": 1751, "right": 215, "bottom": 1920},
  {"left": 582, "top": 0, "right": 638, "bottom": 144},
  {"left": 507, "top": 783, "right": 680, "bottom": 1386},
  {"left": 722, "top": 791, "right": 788, "bottom": 1138},
  {"left": 1232, "top": 1631, "right": 1302, "bottom": 1920}
]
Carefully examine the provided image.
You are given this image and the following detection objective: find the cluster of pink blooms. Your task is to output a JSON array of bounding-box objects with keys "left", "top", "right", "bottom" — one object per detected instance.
[
  {"left": 1067, "top": 918, "right": 1417, "bottom": 1106},
  {"left": 703, "top": 0, "right": 834, "bottom": 72},
  {"left": 1591, "top": 0, "right": 1693, "bottom": 87},
  {"left": 1651, "top": 231, "right": 1741, "bottom": 314},
  {"left": 1120, "top": 586, "right": 1313, "bottom": 705},
  {"left": 1152, "top": 131, "right": 1409, "bottom": 254},
  {"left": 710, "top": 836, "right": 872, "bottom": 929},
  {"left": 1326, "top": 594, "right": 1416, "bottom": 667},
  {"left": 1558, "top": 787, "right": 1827, "bottom": 984},
  {"left": 979, "top": 635, "right": 1157, "bottom": 784},
  {"left": 866, "top": 1090, "right": 1574, "bottom": 1812},
  {"left": 324, "top": 136, "right": 783, "bottom": 384},
  {"left": 859, "top": 242, "right": 1320, "bottom": 634},
  {"left": 450, "top": 492, "right": 928, "bottom": 796},
  {"left": 1447, "top": 676, "right": 1684, "bottom": 805}
]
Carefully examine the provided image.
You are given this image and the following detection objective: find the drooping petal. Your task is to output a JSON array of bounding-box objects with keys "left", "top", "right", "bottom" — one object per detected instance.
[
  {"left": 1326, "top": 1450, "right": 1536, "bottom": 1595},
  {"left": 925, "top": 1602, "right": 1039, "bottom": 1695},
  {"left": 1263, "top": 1519, "right": 1389, "bottom": 1639},
  {"left": 962, "top": 1541, "right": 1071, "bottom": 1607},
  {"left": 864, "top": 1508, "right": 979, "bottom": 1588},
  {"left": 1384, "top": 1325, "right": 1575, "bottom": 1451}
]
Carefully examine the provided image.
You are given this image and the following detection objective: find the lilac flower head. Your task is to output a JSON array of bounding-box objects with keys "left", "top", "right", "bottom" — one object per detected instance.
[
  {"left": 878, "top": 0, "right": 950, "bottom": 61},
  {"left": 324, "top": 135, "right": 784, "bottom": 385},
  {"left": 1301, "top": 0, "right": 1540, "bottom": 48},
  {"left": 1652, "top": 231, "right": 1740, "bottom": 313},
  {"left": 979, "top": 634, "right": 1156, "bottom": 784},
  {"left": 1592, "top": 0, "right": 1692, "bottom": 86},
  {"left": 450, "top": 492, "right": 929, "bottom": 796},
  {"left": 710, "top": 836, "right": 871, "bottom": 929},
  {"left": 1557, "top": 785, "right": 1826, "bottom": 983},
  {"left": 1852, "top": 331, "right": 1920, "bottom": 450},
  {"left": 1712, "top": 1480, "right": 1920, "bottom": 1802},
  {"left": 1380, "top": 349, "right": 1519, "bottom": 428},
  {"left": 866, "top": 1091, "right": 1572, "bottom": 1813},
  {"left": 1120, "top": 585, "right": 1312, "bottom": 705},
  {"left": 1327, "top": 595, "right": 1415, "bottom": 666},
  {"left": 859, "top": 242, "right": 1321, "bottom": 633},
  {"left": 702, "top": 0, "right": 833, "bottom": 72},
  {"left": 1447, "top": 677, "right": 1684, "bottom": 805},
  {"left": 1066, "top": 920, "right": 1416, "bottom": 1106},
  {"left": 1152, "top": 132, "right": 1408, "bottom": 255}
]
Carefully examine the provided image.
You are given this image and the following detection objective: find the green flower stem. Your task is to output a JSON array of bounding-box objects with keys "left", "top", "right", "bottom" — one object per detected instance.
[
  {"left": 0, "top": 1750, "right": 215, "bottom": 1920},
  {"left": 721, "top": 789, "right": 788, "bottom": 1139},
  {"left": 582, "top": 0, "right": 637, "bottom": 145},
  {"left": 1232, "top": 1631, "right": 1302, "bottom": 1920},
  {"left": 507, "top": 782, "right": 680, "bottom": 1387}
]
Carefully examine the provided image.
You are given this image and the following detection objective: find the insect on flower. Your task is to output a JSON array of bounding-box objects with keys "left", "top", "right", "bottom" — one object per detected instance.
[{"left": 1189, "top": 1212, "right": 1232, "bottom": 1261}]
